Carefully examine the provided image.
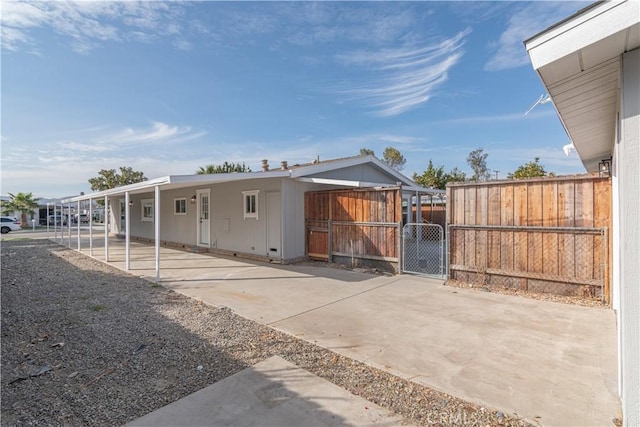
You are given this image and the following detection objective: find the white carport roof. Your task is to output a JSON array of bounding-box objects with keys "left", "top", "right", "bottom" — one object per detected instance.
[
  {"left": 525, "top": 0, "right": 640, "bottom": 172},
  {"left": 61, "top": 155, "right": 442, "bottom": 203}
]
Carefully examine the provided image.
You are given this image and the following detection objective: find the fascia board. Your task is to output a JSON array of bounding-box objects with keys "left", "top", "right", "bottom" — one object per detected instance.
[
  {"left": 526, "top": 1, "right": 636, "bottom": 70},
  {"left": 290, "top": 155, "right": 416, "bottom": 187}
]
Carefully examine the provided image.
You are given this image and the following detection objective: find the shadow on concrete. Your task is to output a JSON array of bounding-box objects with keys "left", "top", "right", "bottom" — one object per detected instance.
[{"left": 1, "top": 240, "right": 385, "bottom": 426}]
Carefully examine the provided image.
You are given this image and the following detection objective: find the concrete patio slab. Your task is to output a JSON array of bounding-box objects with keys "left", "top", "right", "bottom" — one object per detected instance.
[
  {"left": 126, "top": 356, "right": 409, "bottom": 427},
  {"left": 48, "top": 236, "right": 620, "bottom": 426}
]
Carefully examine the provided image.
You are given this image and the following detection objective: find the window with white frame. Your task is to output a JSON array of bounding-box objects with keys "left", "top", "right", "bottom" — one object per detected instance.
[
  {"left": 174, "top": 198, "right": 187, "bottom": 215},
  {"left": 141, "top": 199, "right": 154, "bottom": 222},
  {"left": 242, "top": 190, "right": 259, "bottom": 220}
]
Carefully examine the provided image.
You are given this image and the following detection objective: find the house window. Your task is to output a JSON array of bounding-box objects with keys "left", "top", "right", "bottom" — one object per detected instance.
[
  {"left": 174, "top": 198, "right": 187, "bottom": 215},
  {"left": 141, "top": 199, "right": 154, "bottom": 222},
  {"left": 242, "top": 190, "right": 259, "bottom": 220}
]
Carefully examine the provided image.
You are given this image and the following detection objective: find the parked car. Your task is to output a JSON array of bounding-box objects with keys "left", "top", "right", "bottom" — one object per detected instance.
[
  {"left": 48, "top": 215, "right": 67, "bottom": 226},
  {"left": 73, "top": 213, "right": 90, "bottom": 224},
  {"left": 1, "top": 217, "right": 22, "bottom": 234}
]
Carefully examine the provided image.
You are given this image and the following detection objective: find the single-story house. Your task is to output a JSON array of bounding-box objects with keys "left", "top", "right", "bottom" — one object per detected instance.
[
  {"left": 525, "top": 1, "right": 639, "bottom": 424},
  {"left": 61, "top": 155, "right": 440, "bottom": 273}
]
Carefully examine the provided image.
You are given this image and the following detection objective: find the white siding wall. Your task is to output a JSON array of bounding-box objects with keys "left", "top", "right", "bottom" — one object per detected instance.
[
  {"left": 209, "top": 178, "right": 282, "bottom": 257},
  {"left": 619, "top": 47, "right": 639, "bottom": 427}
]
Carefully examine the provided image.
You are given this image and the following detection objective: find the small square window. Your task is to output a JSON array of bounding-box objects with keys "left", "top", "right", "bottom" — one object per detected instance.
[
  {"left": 174, "top": 198, "right": 187, "bottom": 215},
  {"left": 141, "top": 199, "right": 154, "bottom": 222},
  {"left": 242, "top": 190, "right": 259, "bottom": 220}
]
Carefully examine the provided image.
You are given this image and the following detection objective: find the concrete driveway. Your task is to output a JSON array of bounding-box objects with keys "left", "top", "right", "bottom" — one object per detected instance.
[{"left": 71, "top": 238, "right": 620, "bottom": 426}]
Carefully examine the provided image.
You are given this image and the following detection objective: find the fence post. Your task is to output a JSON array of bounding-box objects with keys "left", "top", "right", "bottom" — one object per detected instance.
[
  {"left": 398, "top": 222, "right": 403, "bottom": 274},
  {"left": 327, "top": 219, "right": 332, "bottom": 262}
]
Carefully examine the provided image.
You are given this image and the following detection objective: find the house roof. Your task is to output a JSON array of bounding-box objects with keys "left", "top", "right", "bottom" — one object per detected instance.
[
  {"left": 62, "top": 155, "right": 438, "bottom": 203},
  {"left": 525, "top": 0, "right": 640, "bottom": 172}
]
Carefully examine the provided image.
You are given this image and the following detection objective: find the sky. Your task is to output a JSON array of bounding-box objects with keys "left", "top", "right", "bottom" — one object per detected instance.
[{"left": 1, "top": 0, "right": 591, "bottom": 198}]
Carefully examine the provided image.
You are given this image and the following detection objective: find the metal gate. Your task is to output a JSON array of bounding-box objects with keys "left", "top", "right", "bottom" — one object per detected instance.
[{"left": 402, "top": 223, "right": 446, "bottom": 278}]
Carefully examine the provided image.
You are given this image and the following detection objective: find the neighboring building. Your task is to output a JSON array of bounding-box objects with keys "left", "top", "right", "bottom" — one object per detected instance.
[{"left": 525, "top": 1, "right": 639, "bottom": 424}]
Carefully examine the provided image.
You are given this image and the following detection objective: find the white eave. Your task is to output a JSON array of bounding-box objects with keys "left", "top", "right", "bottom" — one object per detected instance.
[
  {"left": 61, "top": 155, "right": 424, "bottom": 203},
  {"left": 294, "top": 177, "right": 444, "bottom": 195},
  {"left": 62, "top": 171, "right": 290, "bottom": 203},
  {"left": 525, "top": 0, "right": 640, "bottom": 172}
]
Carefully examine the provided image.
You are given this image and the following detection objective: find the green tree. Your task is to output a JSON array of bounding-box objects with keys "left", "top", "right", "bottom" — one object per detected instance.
[
  {"left": 444, "top": 167, "right": 467, "bottom": 184},
  {"left": 88, "top": 167, "right": 147, "bottom": 191},
  {"left": 381, "top": 146, "right": 406, "bottom": 171},
  {"left": 413, "top": 161, "right": 468, "bottom": 189},
  {"left": 467, "top": 147, "right": 490, "bottom": 181},
  {"left": 196, "top": 162, "right": 251, "bottom": 174},
  {"left": 359, "top": 148, "right": 375, "bottom": 156},
  {"left": 508, "top": 157, "right": 554, "bottom": 179},
  {"left": 413, "top": 160, "right": 447, "bottom": 189},
  {"left": 1, "top": 192, "right": 40, "bottom": 225}
]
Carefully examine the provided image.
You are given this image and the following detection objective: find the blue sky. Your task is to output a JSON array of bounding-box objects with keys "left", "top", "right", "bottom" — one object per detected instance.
[{"left": 1, "top": 1, "right": 590, "bottom": 198}]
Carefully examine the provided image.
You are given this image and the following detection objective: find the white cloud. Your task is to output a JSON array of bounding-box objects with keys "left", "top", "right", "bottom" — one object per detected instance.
[
  {"left": 336, "top": 29, "right": 471, "bottom": 117},
  {"left": 437, "top": 108, "right": 557, "bottom": 125},
  {"left": 0, "top": 1, "right": 187, "bottom": 53},
  {"left": 484, "top": 2, "right": 591, "bottom": 71}
]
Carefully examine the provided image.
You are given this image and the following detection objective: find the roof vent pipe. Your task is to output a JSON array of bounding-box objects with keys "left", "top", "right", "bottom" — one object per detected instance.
[
  {"left": 261, "top": 159, "right": 269, "bottom": 172},
  {"left": 281, "top": 161, "right": 288, "bottom": 170}
]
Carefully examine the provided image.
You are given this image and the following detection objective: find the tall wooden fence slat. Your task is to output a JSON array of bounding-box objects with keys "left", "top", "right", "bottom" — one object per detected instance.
[
  {"left": 447, "top": 174, "right": 612, "bottom": 301},
  {"left": 306, "top": 187, "right": 402, "bottom": 268}
]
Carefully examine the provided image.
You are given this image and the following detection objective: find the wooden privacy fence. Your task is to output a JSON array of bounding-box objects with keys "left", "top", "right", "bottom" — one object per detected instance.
[
  {"left": 305, "top": 187, "right": 402, "bottom": 270},
  {"left": 446, "top": 174, "right": 612, "bottom": 301}
]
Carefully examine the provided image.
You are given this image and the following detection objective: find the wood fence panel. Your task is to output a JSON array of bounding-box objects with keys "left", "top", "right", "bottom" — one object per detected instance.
[
  {"left": 447, "top": 175, "right": 612, "bottom": 301},
  {"left": 305, "top": 187, "right": 401, "bottom": 266}
]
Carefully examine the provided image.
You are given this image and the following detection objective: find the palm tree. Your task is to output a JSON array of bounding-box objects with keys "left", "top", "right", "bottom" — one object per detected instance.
[{"left": 1, "top": 192, "right": 40, "bottom": 225}]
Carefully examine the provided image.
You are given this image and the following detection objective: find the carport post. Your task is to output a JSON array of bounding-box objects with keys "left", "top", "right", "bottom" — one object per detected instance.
[
  {"left": 77, "top": 200, "right": 81, "bottom": 250},
  {"left": 104, "top": 196, "right": 109, "bottom": 262},
  {"left": 89, "top": 198, "right": 93, "bottom": 256},
  {"left": 53, "top": 203, "right": 58, "bottom": 241},
  {"left": 125, "top": 192, "right": 130, "bottom": 271},
  {"left": 67, "top": 202, "right": 72, "bottom": 248},
  {"left": 154, "top": 185, "right": 160, "bottom": 283}
]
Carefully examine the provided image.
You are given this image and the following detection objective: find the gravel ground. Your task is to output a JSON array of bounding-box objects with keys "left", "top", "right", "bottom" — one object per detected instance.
[{"left": 1, "top": 239, "right": 531, "bottom": 426}]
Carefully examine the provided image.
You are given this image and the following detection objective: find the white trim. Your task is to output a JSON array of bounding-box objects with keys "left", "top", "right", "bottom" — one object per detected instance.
[
  {"left": 173, "top": 197, "right": 187, "bottom": 215},
  {"left": 526, "top": 1, "right": 637, "bottom": 69},
  {"left": 242, "top": 190, "right": 259, "bottom": 220},
  {"left": 141, "top": 198, "right": 154, "bottom": 222}
]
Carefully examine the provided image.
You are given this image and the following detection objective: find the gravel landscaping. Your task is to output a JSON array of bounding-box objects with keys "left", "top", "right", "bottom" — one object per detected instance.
[{"left": 1, "top": 238, "right": 531, "bottom": 426}]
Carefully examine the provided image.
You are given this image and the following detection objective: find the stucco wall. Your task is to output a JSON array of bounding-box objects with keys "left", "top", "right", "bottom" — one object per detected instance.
[{"left": 619, "top": 47, "right": 639, "bottom": 427}]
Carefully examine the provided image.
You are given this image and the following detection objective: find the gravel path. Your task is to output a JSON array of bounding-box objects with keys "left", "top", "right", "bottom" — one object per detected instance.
[{"left": 1, "top": 239, "right": 531, "bottom": 426}]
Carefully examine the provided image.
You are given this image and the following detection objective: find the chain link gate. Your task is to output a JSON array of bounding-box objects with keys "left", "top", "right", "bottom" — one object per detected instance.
[{"left": 402, "top": 223, "right": 446, "bottom": 278}]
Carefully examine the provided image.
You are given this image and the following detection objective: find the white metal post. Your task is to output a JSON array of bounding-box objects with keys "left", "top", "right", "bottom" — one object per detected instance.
[
  {"left": 67, "top": 203, "right": 72, "bottom": 247},
  {"left": 104, "top": 196, "right": 109, "bottom": 262},
  {"left": 89, "top": 199, "right": 93, "bottom": 256},
  {"left": 77, "top": 200, "right": 81, "bottom": 250},
  {"left": 155, "top": 185, "right": 160, "bottom": 283},
  {"left": 46, "top": 203, "right": 50, "bottom": 239},
  {"left": 125, "top": 192, "right": 130, "bottom": 271},
  {"left": 53, "top": 203, "right": 58, "bottom": 241}
]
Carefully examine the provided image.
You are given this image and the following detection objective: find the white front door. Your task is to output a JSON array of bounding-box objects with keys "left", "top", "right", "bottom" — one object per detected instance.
[
  {"left": 197, "top": 190, "right": 210, "bottom": 247},
  {"left": 266, "top": 192, "right": 281, "bottom": 257}
]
